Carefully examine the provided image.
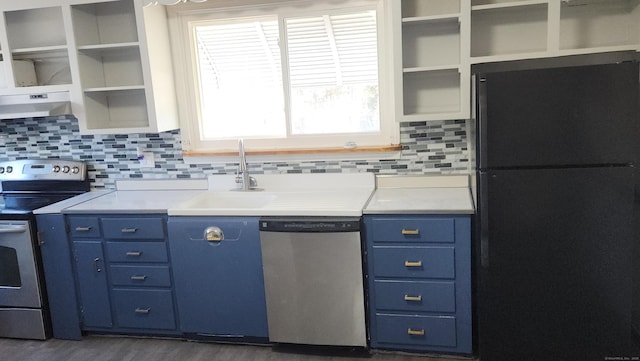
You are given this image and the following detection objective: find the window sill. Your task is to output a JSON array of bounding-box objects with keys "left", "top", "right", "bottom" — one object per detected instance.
[{"left": 182, "top": 144, "right": 402, "bottom": 164}]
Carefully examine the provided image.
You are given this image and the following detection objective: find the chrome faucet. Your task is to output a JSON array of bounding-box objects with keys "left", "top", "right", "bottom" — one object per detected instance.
[{"left": 235, "top": 139, "right": 257, "bottom": 191}]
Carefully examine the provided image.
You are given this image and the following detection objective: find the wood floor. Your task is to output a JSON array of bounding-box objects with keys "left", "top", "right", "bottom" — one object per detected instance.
[{"left": 0, "top": 335, "right": 474, "bottom": 361}]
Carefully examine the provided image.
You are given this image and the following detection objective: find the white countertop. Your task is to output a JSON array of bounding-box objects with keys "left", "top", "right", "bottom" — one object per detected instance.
[
  {"left": 64, "top": 190, "right": 208, "bottom": 214},
  {"left": 33, "top": 190, "right": 113, "bottom": 215},
  {"left": 364, "top": 175, "right": 475, "bottom": 214},
  {"left": 49, "top": 174, "right": 474, "bottom": 216},
  {"left": 61, "top": 179, "right": 209, "bottom": 214}
]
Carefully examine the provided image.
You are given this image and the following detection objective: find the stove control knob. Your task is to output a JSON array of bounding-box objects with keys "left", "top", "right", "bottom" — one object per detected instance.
[
  {"left": 62, "top": 166, "right": 70, "bottom": 173},
  {"left": 53, "top": 165, "right": 61, "bottom": 173},
  {"left": 72, "top": 166, "right": 80, "bottom": 174},
  {"left": 0, "top": 167, "right": 4, "bottom": 174},
  {"left": 6, "top": 166, "right": 13, "bottom": 173}
]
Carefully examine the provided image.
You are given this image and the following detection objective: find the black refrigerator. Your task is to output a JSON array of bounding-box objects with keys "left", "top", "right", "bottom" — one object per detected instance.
[{"left": 475, "top": 61, "right": 640, "bottom": 361}]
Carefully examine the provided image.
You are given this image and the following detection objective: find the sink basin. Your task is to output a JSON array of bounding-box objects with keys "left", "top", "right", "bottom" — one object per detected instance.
[{"left": 175, "top": 191, "right": 277, "bottom": 213}]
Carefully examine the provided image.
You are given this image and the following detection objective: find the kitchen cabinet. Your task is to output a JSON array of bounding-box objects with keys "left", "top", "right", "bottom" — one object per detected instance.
[
  {"left": 470, "top": 0, "right": 640, "bottom": 63},
  {"left": 364, "top": 214, "right": 471, "bottom": 354},
  {"left": 73, "top": 240, "right": 113, "bottom": 328},
  {"left": 392, "top": 0, "right": 471, "bottom": 122},
  {"left": 0, "top": 0, "right": 178, "bottom": 134},
  {"left": 70, "top": 0, "right": 178, "bottom": 134},
  {"left": 69, "top": 214, "right": 180, "bottom": 335},
  {"left": 167, "top": 216, "right": 269, "bottom": 341},
  {"left": 391, "top": 0, "right": 640, "bottom": 124},
  {"left": 1, "top": 5, "right": 71, "bottom": 90},
  {"left": 35, "top": 213, "right": 82, "bottom": 340}
]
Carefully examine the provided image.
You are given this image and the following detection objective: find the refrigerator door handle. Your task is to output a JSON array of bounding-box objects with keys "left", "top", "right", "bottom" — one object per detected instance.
[
  {"left": 479, "top": 172, "right": 490, "bottom": 268},
  {"left": 476, "top": 75, "right": 489, "bottom": 170}
]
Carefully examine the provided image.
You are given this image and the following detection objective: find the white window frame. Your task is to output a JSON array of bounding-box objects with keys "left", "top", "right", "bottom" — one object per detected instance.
[{"left": 167, "top": 0, "right": 398, "bottom": 157}]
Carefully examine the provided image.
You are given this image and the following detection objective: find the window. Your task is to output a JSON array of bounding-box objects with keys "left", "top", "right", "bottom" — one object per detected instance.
[{"left": 168, "top": 0, "right": 397, "bottom": 155}]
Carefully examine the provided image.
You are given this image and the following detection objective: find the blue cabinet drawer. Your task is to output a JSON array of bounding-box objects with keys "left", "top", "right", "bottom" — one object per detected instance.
[
  {"left": 110, "top": 265, "right": 171, "bottom": 287},
  {"left": 374, "top": 280, "right": 455, "bottom": 313},
  {"left": 102, "top": 218, "right": 165, "bottom": 240},
  {"left": 372, "top": 246, "right": 455, "bottom": 279},
  {"left": 106, "top": 242, "right": 168, "bottom": 263},
  {"left": 375, "top": 314, "right": 456, "bottom": 347},
  {"left": 112, "top": 289, "right": 176, "bottom": 330},
  {"left": 368, "top": 217, "right": 454, "bottom": 244},
  {"left": 68, "top": 217, "right": 101, "bottom": 238}
]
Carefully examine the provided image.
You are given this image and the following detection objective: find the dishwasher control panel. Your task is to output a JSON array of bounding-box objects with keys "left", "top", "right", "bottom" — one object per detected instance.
[{"left": 259, "top": 217, "right": 361, "bottom": 233}]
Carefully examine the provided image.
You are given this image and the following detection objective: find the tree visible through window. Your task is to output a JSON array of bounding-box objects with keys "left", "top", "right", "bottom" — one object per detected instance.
[{"left": 193, "top": 9, "right": 380, "bottom": 141}]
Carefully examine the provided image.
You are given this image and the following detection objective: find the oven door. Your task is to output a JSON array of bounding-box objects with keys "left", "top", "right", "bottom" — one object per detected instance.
[{"left": 0, "top": 220, "right": 41, "bottom": 308}]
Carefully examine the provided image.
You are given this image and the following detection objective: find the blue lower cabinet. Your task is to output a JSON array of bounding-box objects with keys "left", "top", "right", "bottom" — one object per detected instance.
[
  {"left": 167, "top": 216, "right": 269, "bottom": 340},
  {"left": 36, "top": 214, "right": 83, "bottom": 340},
  {"left": 73, "top": 240, "right": 113, "bottom": 329},
  {"left": 364, "top": 214, "right": 471, "bottom": 355},
  {"left": 373, "top": 280, "right": 456, "bottom": 313},
  {"left": 375, "top": 314, "right": 457, "bottom": 347},
  {"left": 68, "top": 214, "right": 180, "bottom": 335},
  {"left": 112, "top": 289, "right": 176, "bottom": 330}
]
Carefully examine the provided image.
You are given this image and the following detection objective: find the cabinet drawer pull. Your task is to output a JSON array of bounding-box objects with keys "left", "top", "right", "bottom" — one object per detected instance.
[
  {"left": 75, "top": 226, "right": 92, "bottom": 232},
  {"left": 404, "top": 295, "right": 422, "bottom": 302},
  {"left": 130, "top": 275, "right": 147, "bottom": 281},
  {"left": 407, "top": 328, "right": 425, "bottom": 336},
  {"left": 401, "top": 229, "right": 420, "bottom": 235},
  {"left": 134, "top": 308, "right": 151, "bottom": 314},
  {"left": 126, "top": 251, "right": 142, "bottom": 257},
  {"left": 404, "top": 260, "right": 423, "bottom": 267},
  {"left": 121, "top": 228, "right": 138, "bottom": 233}
]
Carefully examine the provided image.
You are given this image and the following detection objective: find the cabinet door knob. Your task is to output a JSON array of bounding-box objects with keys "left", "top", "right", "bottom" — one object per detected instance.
[
  {"left": 407, "top": 328, "right": 425, "bottom": 336},
  {"left": 121, "top": 228, "right": 138, "bottom": 233},
  {"left": 126, "top": 251, "right": 143, "bottom": 257},
  {"left": 92, "top": 257, "right": 102, "bottom": 272},
  {"left": 75, "top": 226, "right": 92, "bottom": 232},
  {"left": 130, "top": 275, "right": 147, "bottom": 281},
  {"left": 401, "top": 229, "right": 420, "bottom": 235},
  {"left": 404, "top": 295, "right": 422, "bottom": 302},
  {"left": 404, "top": 260, "right": 423, "bottom": 267},
  {"left": 134, "top": 308, "right": 151, "bottom": 314}
]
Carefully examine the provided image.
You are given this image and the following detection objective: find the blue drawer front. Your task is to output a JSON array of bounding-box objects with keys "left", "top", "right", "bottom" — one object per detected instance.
[
  {"left": 374, "top": 280, "right": 455, "bottom": 313},
  {"left": 110, "top": 265, "right": 171, "bottom": 287},
  {"left": 106, "top": 242, "right": 168, "bottom": 263},
  {"left": 375, "top": 314, "right": 456, "bottom": 347},
  {"left": 372, "top": 246, "right": 455, "bottom": 279},
  {"left": 369, "top": 217, "right": 454, "bottom": 243},
  {"left": 68, "top": 217, "right": 101, "bottom": 238},
  {"left": 112, "top": 289, "right": 176, "bottom": 330},
  {"left": 102, "top": 218, "right": 165, "bottom": 240}
]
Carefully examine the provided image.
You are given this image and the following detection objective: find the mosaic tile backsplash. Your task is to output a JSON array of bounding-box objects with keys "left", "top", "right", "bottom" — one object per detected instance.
[{"left": 0, "top": 116, "right": 470, "bottom": 189}]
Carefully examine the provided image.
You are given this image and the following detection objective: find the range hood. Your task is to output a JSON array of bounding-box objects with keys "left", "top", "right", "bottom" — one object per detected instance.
[{"left": 0, "top": 91, "right": 71, "bottom": 120}]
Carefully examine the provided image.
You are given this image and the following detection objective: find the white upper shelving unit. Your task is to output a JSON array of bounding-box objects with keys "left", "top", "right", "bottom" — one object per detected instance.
[
  {"left": 392, "top": 0, "right": 640, "bottom": 124},
  {"left": 0, "top": 0, "right": 179, "bottom": 134}
]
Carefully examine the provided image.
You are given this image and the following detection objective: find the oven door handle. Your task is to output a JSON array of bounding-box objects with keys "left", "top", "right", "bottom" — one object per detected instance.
[{"left": 0, "top": 225, "right": 27, "bottom": 234}]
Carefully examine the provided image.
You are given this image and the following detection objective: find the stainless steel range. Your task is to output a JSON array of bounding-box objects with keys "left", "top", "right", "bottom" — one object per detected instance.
[{"left": 0, "top": 159, "right": 89, "bottom": 340}]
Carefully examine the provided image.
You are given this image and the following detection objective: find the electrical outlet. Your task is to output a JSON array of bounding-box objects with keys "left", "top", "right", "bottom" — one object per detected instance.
[{"left": 140, "top": 152, "right": 155, "bottom": 168}]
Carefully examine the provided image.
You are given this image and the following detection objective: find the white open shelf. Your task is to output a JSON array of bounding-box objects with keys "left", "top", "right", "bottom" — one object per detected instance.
[{"left": 471, "top": 2, "right": 548, "bottom": 58}]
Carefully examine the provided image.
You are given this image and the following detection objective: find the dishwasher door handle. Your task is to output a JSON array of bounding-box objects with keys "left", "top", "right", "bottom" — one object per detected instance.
[{"left": 205, "top": 226, "right": 224, "bottom": 242}]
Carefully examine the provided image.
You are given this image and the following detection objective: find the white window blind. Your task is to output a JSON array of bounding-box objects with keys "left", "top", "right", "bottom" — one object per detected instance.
[
  {"left": 194, "top": 18, "right": 284, "bottom": 139},
  {"left": 286, "top": 11, "right": 379, "bottom": 87}
]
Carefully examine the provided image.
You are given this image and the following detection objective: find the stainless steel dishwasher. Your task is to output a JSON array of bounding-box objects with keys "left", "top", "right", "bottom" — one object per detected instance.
[{"left": 259, "top": 217, "right": 367, "bottom": 347}]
